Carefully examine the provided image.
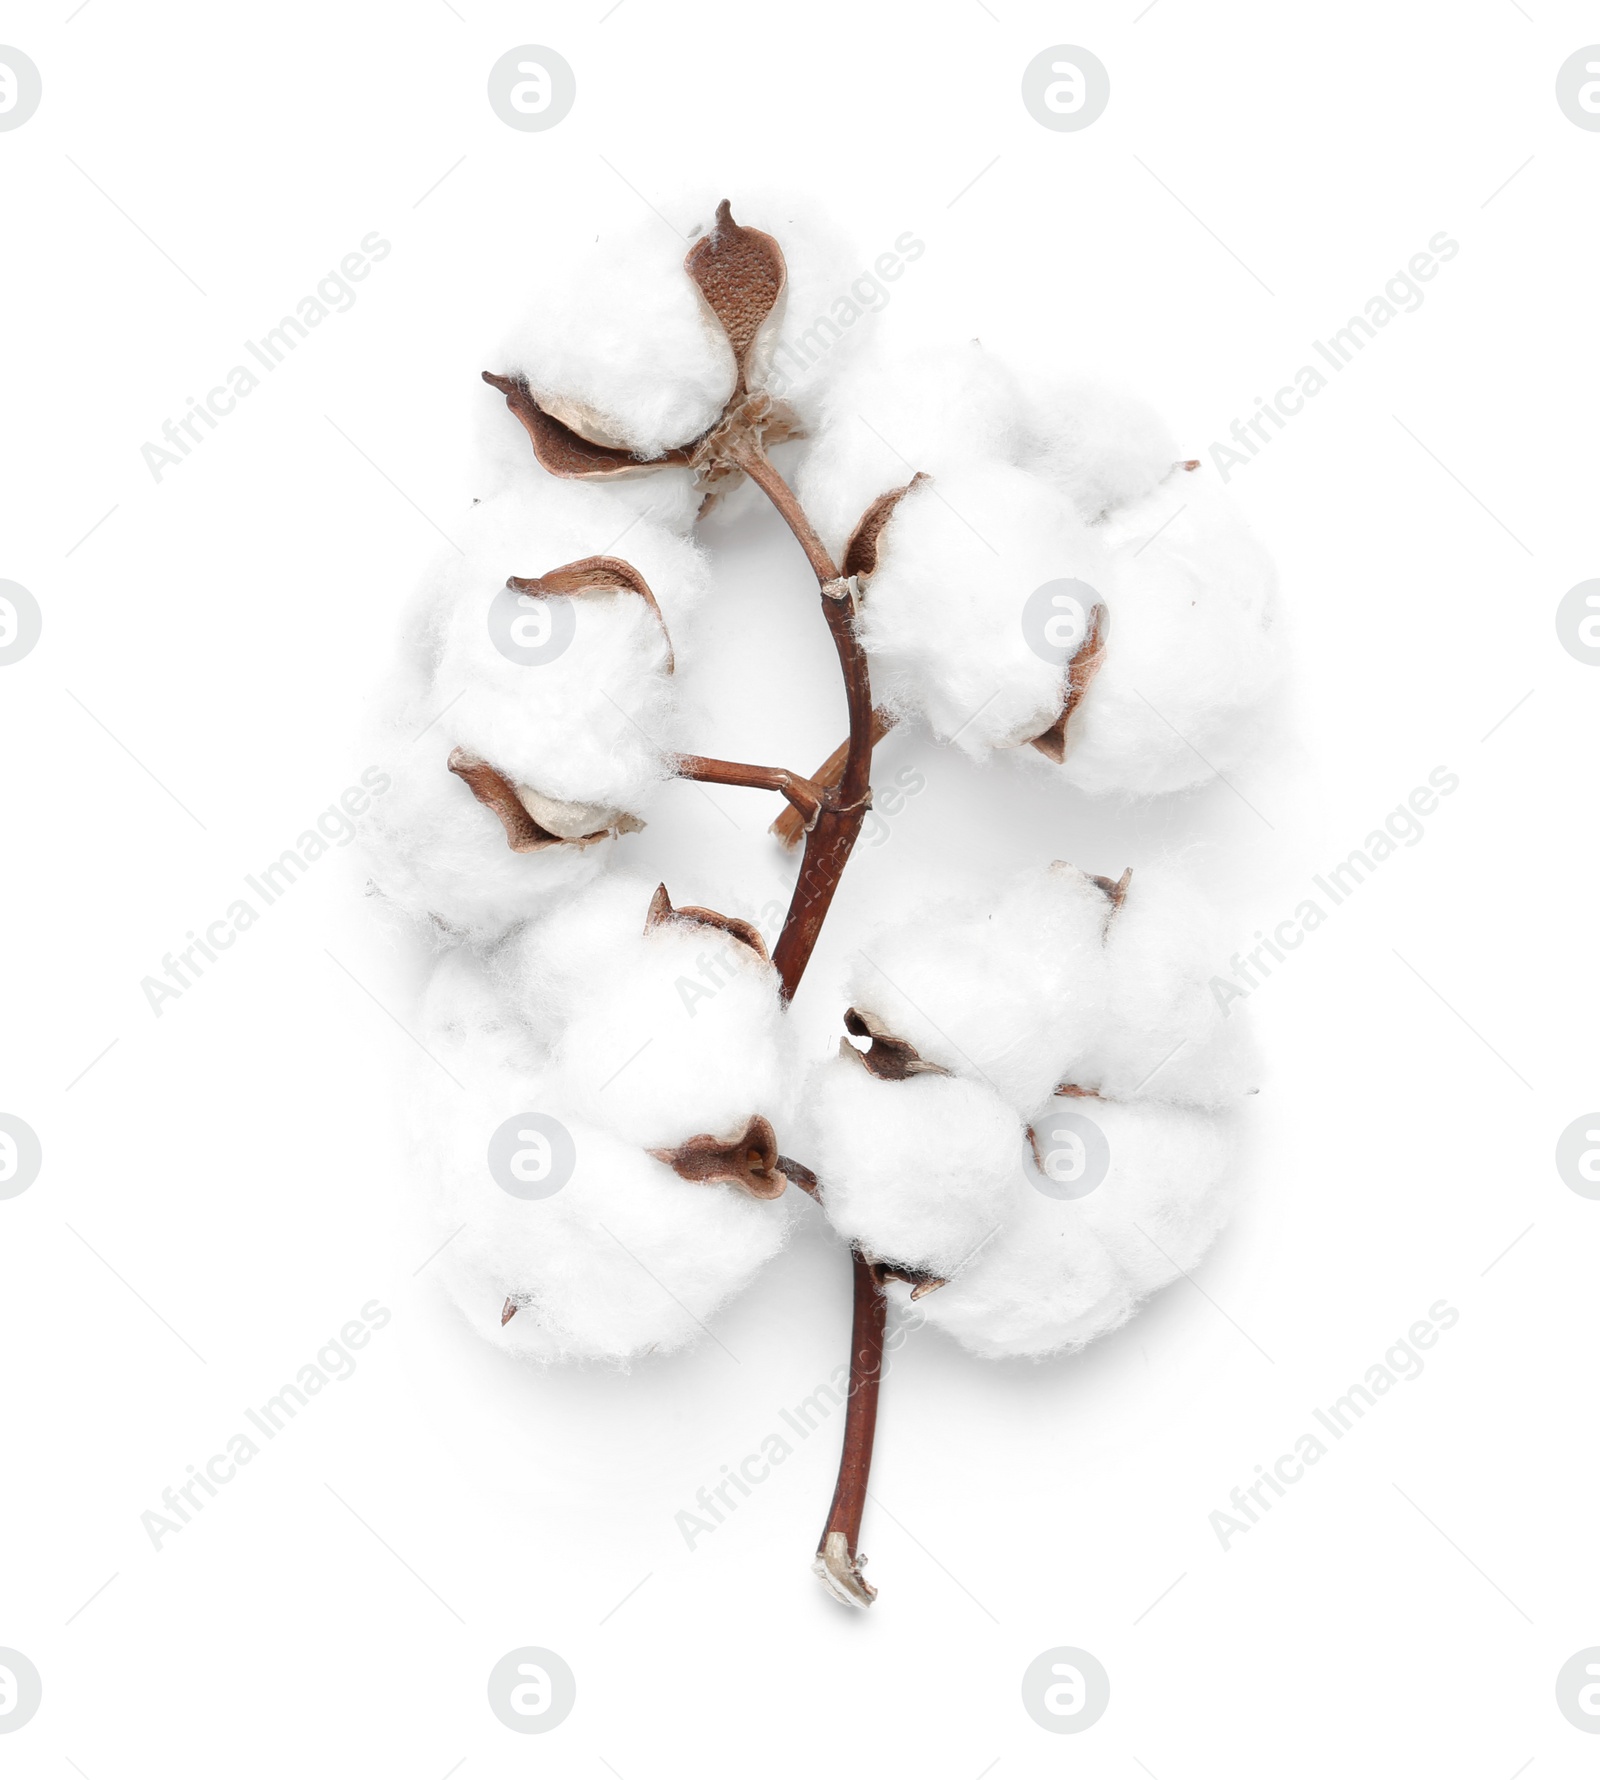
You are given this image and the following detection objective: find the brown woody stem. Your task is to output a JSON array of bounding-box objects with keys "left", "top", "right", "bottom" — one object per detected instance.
[
  {"left": 721, "top": 435, "right": 889, "bottom": 1604},
  {"left": 813, "top": 1249, "right": 887, "bottom": 1607},
  {"left": 674, "top": 754, "right": 826, "bottom": 830},
  {"left": 724, "top": 437, "right": 840, "bottom": 584},
  {"left": 721, "top": 440, "right": 876, "bottom": 1003},
  {"left": 772, "top": 709, "right": 897, "bottom": 849}
]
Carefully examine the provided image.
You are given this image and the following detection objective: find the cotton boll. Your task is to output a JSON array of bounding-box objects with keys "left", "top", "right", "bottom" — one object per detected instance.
[
  {"left": 795, "top": 343, "right": 1030, "bottom": 557},
  {"left": 415, "top": 949, "right": 797, "bottom": 1364},
  {"left": 847, "top": 864, "right": 1114, "bottom": 1113},
  {"left": 1026, "top": 377, "right": 1183, "bottom": 520},
  {"left": 549, "top": 901, "right": 796, "bottom": 1150},
  {"left": 495, "top": 191, "right": 871, "bottom": 470},
  {"left": 859, "top": 465, "right": 1110, "bottom": 755},
  {"left": 804, "top": 1052, "right": 1022, "bottom": 1277},
  {"left": 498, "top": 216, "right": 736, "bottom": 460},
  {"left": 436, "top": 1127, "right": 798, "bottom": 1364},
  {"left": 1090, "top": 863, "right": 1260, "bottom": 1109},
  {"left": 363, "top": 715, "right": 608, "bottom": 945},
  {"left": 916, "top": 1099, "right": 1235, "bottom": 1360},
  {"left": 496, "top": 874, "right": 795, "bottom": 1149},
  {"left": 469, "top": 390, "right": 703, "bottom": 530},
  {"left": 424, "top": 480, "right": 710, "bottom": 816},
  {"left": 1048, "top": 473, "right": 1281, "bottom": 797}
]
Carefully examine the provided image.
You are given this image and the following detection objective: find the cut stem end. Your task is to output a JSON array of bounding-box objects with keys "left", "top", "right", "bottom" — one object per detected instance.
[{"left": 812, "top": 1531, "right": 877, "bottom": 1609}]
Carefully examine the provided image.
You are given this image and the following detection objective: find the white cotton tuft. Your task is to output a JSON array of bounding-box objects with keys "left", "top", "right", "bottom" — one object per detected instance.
[
  {"left": 1025, "top": 377, "right": 1183, "bottom": 520},
  {"left": 498, "top": 218, "right": 736, "bottom": 460},
  {"left": 420, "top": 479, "right": 709, "bottom": 817},
  {"left": 1048, "top": 473, "right": 1282, "bottom": 797},
  {"left": 1067, "top": 1101, "right": 1239, "bottom": 1297},
  {"left": 1089, "top": 862, "right": 1260, "bottom": 1109},
  {"left": 415, "top": 949, "right": 796, "bottom": 1364},
  {"left": 495, "top": 191, "right": 876, "bottom": 464},
  {"left": 802, "top": 1052, "right": 1022, "bottom": 1277},
  {"left": 858, "top": 464, "right": 1109, "bottom": 755},
  {"left": 915, "top": 1100, "right": 1236, "bottom": 1360},
  {"left": 362, "top": 713, "right": 608, "bottom": 945},
  {"left": 497, "top": 876, "right": 796, "bottom": 1150},
  {"left": 794, "top": 342, "right": 1029, "bottom": 556},
  {"left": 846, "top": 864, "right": 1115, "bottom": 1114}
]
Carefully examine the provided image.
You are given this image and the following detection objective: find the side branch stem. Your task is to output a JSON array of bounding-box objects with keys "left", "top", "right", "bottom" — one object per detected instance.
[{"left": 674, "top": 754, "right": 826, "bottom": 827}]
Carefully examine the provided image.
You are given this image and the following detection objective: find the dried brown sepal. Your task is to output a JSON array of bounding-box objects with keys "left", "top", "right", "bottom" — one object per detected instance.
[
  {"left": 481, "top": 371, "right": 695, "bottom": 479},
  {"left": 649, "top": 1114, "right": 786, "bottom": 1200},
  {"left": 500, "top": 1298, "right": 519, "bottom": 1326},
  {"left": 1179, "top": 458, "right": 1201, "bottom": 472},
  {"left": 771, "top": 708, "right": 897, "bottom": 850},
  {"left": 507, "top": 556, "right": 675, "bottom": 672},
  {"left": 842, "top": 474, "right": 929, "bottom": 582},
  {"left": 684, "top": 200, "right": 786, "bottom": 393},
  {"left": 840, "top": 1006, "right": 951, "bottom": 1081},
  {"left": 866, "top": 1256, "right": 947, "bottom": 1299},
  {"left": 1029, "top": 601, "right": 1110, "bottom": 764},
  {"left": 1087, "top": 866, "right": 1133, "bottom": 910},
  {"left": 644, "top": 883, "right": 770, "bottom": 962},
  {"left": 448, "top": 749, "right": 616, "bottom": 852}
]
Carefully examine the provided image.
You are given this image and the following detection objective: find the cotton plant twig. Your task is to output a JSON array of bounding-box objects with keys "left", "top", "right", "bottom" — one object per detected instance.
[
  {"left": 673, "top": 754, "right": 828, "bottom": 832},
  {"left": 475, "top": 200, "right": 1032, "bottom": 1611}
]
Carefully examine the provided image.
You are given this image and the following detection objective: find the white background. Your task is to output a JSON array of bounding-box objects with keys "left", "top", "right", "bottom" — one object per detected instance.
[{"left": 2, "top": 2, "right": 1596, "bottom": 1773}]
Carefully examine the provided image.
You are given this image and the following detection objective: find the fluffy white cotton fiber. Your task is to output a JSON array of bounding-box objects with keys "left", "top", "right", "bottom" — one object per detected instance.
[
  {"left": 846, "top": 863, "right": 1114, "bottom": 1113},
  {"left": 793, "top": 335, "right": 1279, "bottom": 801},
  {"left": 1088, "top": 862, "right": 1259, "bottom": 1108},
  {"left": 546, "top": 902, "right": 796, "bottom": 1152},
  {"left": 424, "top": 480, "right": 708, "bottom": 811},
  {"left": 497, "top": 190, "right": 872, "bottom": 461},
  {"left": 802, "top": 1051, "right": 1021, "bottom": 1277},
  {"left": 809, "top": 859, "right": 1253, "bottom": 1359},
  {"left": 795, "top": 342, "right": 1029, "bottom": 556},
  {"left": 912, "top": 1100, "right": 1237, "bottom": 1360},
  {"left": 363, "top": 477, "right": 712, "bottom": 945},
  {"left": 1025, "top": 376, "right": 1183, "bottom": 521},
  {"left": 858, "top": 464, "right": 1110, "bottom": 755},
  {"left": 416, "top": 947, "right": 796, "bottom": 1364},
  {"left": 363, "top": 712, "right": 610, "bottom": 944},
  {"left": 498, "top": 219, "right": 736, "bottom": 461},
  {"left": 1045, "top": 473, "right": 1282, "bottom": 797}
]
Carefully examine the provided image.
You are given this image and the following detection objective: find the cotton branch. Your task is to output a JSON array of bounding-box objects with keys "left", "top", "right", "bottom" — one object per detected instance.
[
  {"left": 715, "top": 439, "right": 877, "bottom": 1003},
  {"left": 673, "top": 754, "right": 827, "bottom": 831}
]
